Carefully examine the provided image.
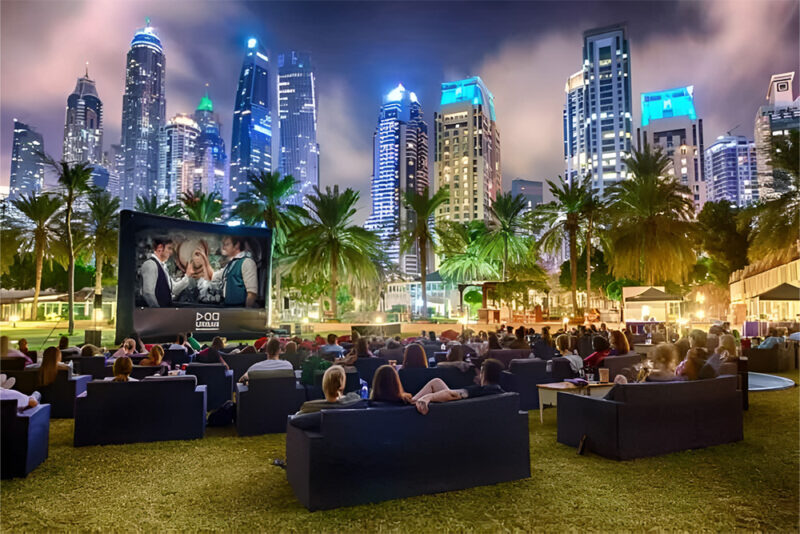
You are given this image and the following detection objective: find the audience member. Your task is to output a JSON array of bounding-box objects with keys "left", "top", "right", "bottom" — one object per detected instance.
[
  {"left": 688, "top": 329, "right": 707, "bottom": 349},
  {"left": 401, "top": 343, "right": 428, "bottom": 369},
  {"left": 112, "top": 356, "right": 137, "bottom": 382},
  {"left": 555, "top": 334, "right": 583, "bottom": 374},
  {"left": 0, "top": 375, "right": 39, "bottom": 411},
  {"left": 240, "top": 338, "right": 293, "bottom": 382},
  {"left": 676, "top": 347, "right": 710, "bottom": 381},
  {"left": 186, "top": 333, "right": 203, "bottom": 351},
  {"left": 583, "top": 336, "right": 611, "bottom": 368},
  {"left": 168, "top": 334, "right": 189, "bottom": 353},
  {"left": 370, "top": 365, "right": 412, "bottom": 405},
  {"left": 194, "top": 337, "right": 230, "bottom": 368},
  {"left": 715, "top": 334, "right": 739, "bottom": 362},
  {"left": 758, "top": 327, "right": 784, "bottom": 349},
  {"left": 647, "top": 343, "right": 680, "bottom": 382},
  {"left": 437, "top": 345, "right": 472, "bottom": 372},
  {"left": 58, "top": 335, "right": 79, "bottom": 354},
  {"left": 0, "top": 335, "right": 33, "bottom": 364},
  {"left": 295, "top": 366, "right": 363, "bottom": 414},
  {"left": 411, "top": 358, "right": 504, "bottom": 415},
  {"left": 508, "top": 326, "right": 529, "bottom": 350},
  {"left": 319, "top": 334, "right": 345, "bottom": 358},
  {"left": 488, "top": 333, "right": 501, "bottom": 350},
  {"left": 541, "top": 326, "right": 553, "bottom": 347},
  {"left": 37, "top": 347, "right": 69, "bottom": 387},
  {"left": 428, "top": 331, "right": 438, "bottom": 343},
  {"left": 599, "top": 323, "right": 609, "bottom": 339},
  {"left": 111, "top": 338, "right": 138, "bottom": 359},
  {"left": 80, "top": 344, "right": 103, "bottom": 357},
  {"left": 609, "top": 330, "right": 630, "bottom": 356},
  {"left": 139, "top": 345, "right": 164, "bottom": 367}
]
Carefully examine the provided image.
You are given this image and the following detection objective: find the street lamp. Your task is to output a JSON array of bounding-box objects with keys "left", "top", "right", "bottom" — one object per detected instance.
[{"left": 9, "top": 314, "right": 19, "bottom": 328}]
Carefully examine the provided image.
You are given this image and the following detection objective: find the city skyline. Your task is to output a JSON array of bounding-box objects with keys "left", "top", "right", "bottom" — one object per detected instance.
[{"left": 1, "top": 0, "right": 798, "bottom": 222}]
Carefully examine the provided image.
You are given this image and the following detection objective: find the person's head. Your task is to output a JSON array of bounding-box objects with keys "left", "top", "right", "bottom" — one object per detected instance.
[
  {"left": 651, "top": 343, "right": 679, "bottom": 372},
  {"left": 0, "top": 336, "right": 8, "bottom": 357},
  {"left": 488, "top": 333, "right": 501, "bottom": 350},
  {"left": 447, "top": 345, "right": 466, "bottom": 362},
  {"left": 428, "top": 331, "right": 437, "bottom": 341},
  {"left": 326, "top": 333, "right": 338, "bottom": 346},
  {"left": 674, "top": 337, "right": 690, "bottom": 360},
  {"left": 506, "top": 325, "right": 514, "bottom": 334},
  {"left": 355, "top": 338, "right": 369, "bottom": 356},
  {"left": 386, "top": 339, "right": 401, "bottom": 350},
  {"left": 18, "top": 338, "right": 28, "bottom": 352},
  {"left": 113, "top": 356, "right": 134, "bottom": 382},
  {"left": 766, "top": 327, "right": 778, "bottom": 338},
  {"left": 221, "top": 235, "right": 243, "bottom": 258},
  {"left": 122, "top": 338, "right": 136, "bottom": 354},
  {"left": 148, "top": 344, "right": 164, "bottom": 365},
  {"left": 321, "top": 365, "right": 346, "bottom": 402},
  {"left": 38, "top": 346, "right": 62, "bottom": 387},
  {"left": 778, "top": 327, "right": 788, "bottom": 338},
  {"left": 58, "top": 336, "right": 70, "bottom": 350},
  {"left": 480, "top": 358, "right": 503, "bottom": 386},
  {"left": 175, "top": 334, "right": 185, "bottom": 346},
  {"left": 351, "top": 330, "right": 360, "bottom": 343},
  {"left": 152, "top": 236, "right": 174, "bottom": 262},
  {"left": 600, "top": 323, "right": 607, "bottom": 332},
  {"left": 684, "top": 347, "right": 709, "bottom": 380},
  {"left": 555, "top": 334, "right": 571, "bottom": 354},
  {"left": 420, "top": 330, "right": 426, "bottom": 338},
  {"left": 371, "top": 365, "right": 408, "bottom": 402},
  {"left": 266, "top": 338, "right": 281, "bottom": 359},
  {"left": 609, "top": 330, "right": 629, "bottom": 354},
  {"left": 284, "top": 341, "right": 298, "bottom": 354},
  {"left": 590, "top": 324, "right": 598, "bottom": 332},
  {"left": 207, "top": 337, "right": 223, "bottom": 350},
  {"left": 80, "top": 344, "right": 101, "bottom": 357},
  {"left": 688, "top": 329, "right": 707, "bottom": 348},
  {"left": 717, "top": 334, "right": 738, "bottom": 357},
  {"left": 592, "top": 336, "right": 611, "bottom": 352},
  {"left": 402, "top": 343, "right": 428, "bottom": 368},
  {"left": 515, "top": 326, "right": 525, "bottom": 340}
]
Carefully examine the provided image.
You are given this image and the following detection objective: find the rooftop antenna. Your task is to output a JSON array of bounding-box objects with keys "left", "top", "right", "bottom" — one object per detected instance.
[
  {"left": 145, "top": 16, "right": 151, "bottom": 27},
  {"left": 85, "top": 61, "right": 89, "bottom": 78},
  {"left": 726, "top": 124, "right": 740, "bottom": 136}
]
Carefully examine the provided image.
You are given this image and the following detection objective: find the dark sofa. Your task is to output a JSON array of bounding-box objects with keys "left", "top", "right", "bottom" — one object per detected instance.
[
  {"left": 557, "top": 375, "right": 743, "bottom": 460},
  {"left": 398, "top": 366, "right": 476, "bottom": 395},
  {"left": 601, "top": 352, "right": 641, "bottom": 379},
  {"left": 235, "top": 369, "right": 307, "bottom": 436},
  {"left": 5, "top": 369, "right": 91, "bottom": 418},
  {"left": 185, "top": 363, "right": 233, "bottom": 411},
  {"left": 1, "top": 400, "right": 50, "bottom": 479},
  {"left": 500, "top": 357, "right": 574, "bottom": 410},
  {"left": 486, "top": 349, "right": 532, "bottom": 368},
  {"left": 286, "top": 392, "right": 530, "bottom": 510},
  {"left": 74, "top": 376, "right": 206, "bottom": 446},
  {"left": 222, "top": 352, "right": 267, "bottom": 383}
]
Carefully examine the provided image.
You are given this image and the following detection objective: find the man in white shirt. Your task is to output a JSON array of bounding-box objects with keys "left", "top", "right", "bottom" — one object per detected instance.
[
  {"left": 168, "top": 334, "right": 189, "bottom": 353},
  {"left": 140, "top": 237, "right": 190, "bottom": 308},
  {"left": 239, "top": 339, "right": 293, "bottom": 382},
  {"left": 198, "top": 236, "right": 258, "bottom": 308}
]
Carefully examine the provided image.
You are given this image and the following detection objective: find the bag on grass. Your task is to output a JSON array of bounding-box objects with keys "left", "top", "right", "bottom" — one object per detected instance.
[{"left": 207, "top": 400, "right": 236, "bottom": 426}]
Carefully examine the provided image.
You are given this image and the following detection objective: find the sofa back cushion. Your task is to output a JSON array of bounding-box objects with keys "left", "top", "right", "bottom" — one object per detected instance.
[{"left": 605, "top": 375, "right": 738, "bottom": 404}]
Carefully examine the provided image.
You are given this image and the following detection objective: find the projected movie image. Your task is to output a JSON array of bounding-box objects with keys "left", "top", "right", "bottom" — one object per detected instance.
[{"left": 135, "top": 230, "right": 268, "bottom": 309}]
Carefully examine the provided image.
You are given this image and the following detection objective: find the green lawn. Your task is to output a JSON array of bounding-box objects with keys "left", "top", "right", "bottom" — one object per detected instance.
[{"left": 2, "top": 373, "right": 798, "bottom": 532}]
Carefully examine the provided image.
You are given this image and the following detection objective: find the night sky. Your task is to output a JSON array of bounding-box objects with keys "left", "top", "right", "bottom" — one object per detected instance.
[{"left": 1, "top": 0, "right": 798, "bottom": 222}]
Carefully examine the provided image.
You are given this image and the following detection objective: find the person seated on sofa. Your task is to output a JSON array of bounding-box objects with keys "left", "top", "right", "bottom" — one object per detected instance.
[
  {"left": 757, "top": 327, "right": 784, "bottom": 349},
  {"left": 0, "top": 335, "right": 33, "bottom": 365},
  {"left": 437, "top": 345, "right": 472, "bottom": 373},
  {"left": 401, "top": 343, "right": 428, "bottom": 369},
  {"left": 58, "top": 335, "right": 80, "bottom": 356},
  {"left": 240, "top": 339, "right": 293, "bottom": 383},
  {"left": 608, "top": 330, "right": 630, "bottom": 356},
  {"left": 555, "top": 334, "right": 583, "bottom": 374},
  {"left": 583, "top": 336, "right": 612, "bottom": 368},
  {"left": 488, "top": 332, "right": 502, "bottom": 350},
  {"left": 0, "top": 374, "right": 40, "bottom": 411},
  {"left": 339, "top": 338, "right": 376, "bottom": 365},
  {"left": 319, "top": 334, "right": 345, "bottom": 359},
  {"left": 167, "top": 334, "right": 190, "bottom": 353},
  {"left": 646, "top": 343, "right": 681, "bottom": 382},
  {"left": 369, "top": 365, "right": 412, "bottom": 406},
  {"left": 112, "top": 356, "right": 137, "bottom": 382},
  {"left": 295, "top": 366, "right": 364, "bottom": 414},
  {"left": 139, "top": 345, "right": 165, "bottom": 367},
  {"left": 36, "top": 347, "right": 70, "bottom": 387},
  {"left": 193, "top": 337, "right": 230, "bottom": 369},
  {"left": 507, "top": 326, "right": 530, "bottom": 350},
  {"left": 111, "top": 338, "right": 139, "bottom": 359},
  {"left": 411, "top": 358, "right": 505, "bottom": 415},
  {"left": 79, "top": 344, "right": 104, "bottom": 357},
  {"left": 675, "top": 347, "right": 713, "bottom": 381},
  {"left": 714, "top": 334, "right": 739, "bottom": 362},
  {"left": 688, "top": 329, "right": 708, "bottom": 349}
]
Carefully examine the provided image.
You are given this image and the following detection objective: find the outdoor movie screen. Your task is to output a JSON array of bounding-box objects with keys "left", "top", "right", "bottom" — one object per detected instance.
[{"left": 115, "top": 210, "right": 272, "bottom": 343}]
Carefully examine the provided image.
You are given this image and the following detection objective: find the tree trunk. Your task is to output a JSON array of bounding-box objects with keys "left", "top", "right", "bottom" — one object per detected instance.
[
  {"left": 569, "top": 227, "right": 578, "bottom": 315},
  {"left": 67, "top": 197, "right": 75, "bottom": 335},
  {"left": 95, "top": 253, "right": 104, "bottom": 295},
  {"left": 32, "top": 240, "right": 44, "bottom": 321},
  {"left": 503, "top": 235, "right": 508, "bottom": 282},
  {"left": 420, "top": 238, "right": 428, "bottom": 319},
  {"left": 586, "top": 217, "right": 593, "bottom": 311},
  {"left": 330, "top": 252, "right": 338, "bottom": 319}
]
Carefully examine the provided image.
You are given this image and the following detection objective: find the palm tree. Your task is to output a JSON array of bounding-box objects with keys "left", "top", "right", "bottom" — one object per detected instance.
[
  {"left": 87, "top": 189, "right": 120, "bottom": 301},
  {"left": 606, "top": 143, "right": 696, "bottom": 284},
  {"left": 400, "top": 187, "right": 448, "bottom": 318},
  {"left": 480, "top": 191, "right": 528, "bottom": 282},
  {"left": 291, "top": 186, "right": 379, "bottom": 319},
  {"left": 580, "top": 184, "right": 601, "bottom": 307},
  {"left": 534, "top": 175, "right": 591, "bottom": 313},
  {"left": 11, "top": 193, "right": 61, "bottom": 319},
  {"left": 52, "top": 161, "right": 93, "bottom": 334},
  {"left": 436, "top": 220, "right": 499, "bottom": 283},
  {"left": 135, "top": 195, "right": 183, "bottom": 218},
  {"left": 180, "top": 190, "right": 223, "bottom": 222}
]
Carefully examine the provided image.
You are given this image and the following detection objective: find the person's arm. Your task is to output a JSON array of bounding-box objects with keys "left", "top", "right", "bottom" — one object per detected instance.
[
  {"left": 172, "top": 275, "right": 190, "bottom": 297},
  {"left": 414, "top": 388, "right": 464, "bottom": 414},
  {"left": 242, "top": 258, "right": 258, "bottom": 307},
  {"left": 140, "top": 261, "right": 160, "bottom": 307}
]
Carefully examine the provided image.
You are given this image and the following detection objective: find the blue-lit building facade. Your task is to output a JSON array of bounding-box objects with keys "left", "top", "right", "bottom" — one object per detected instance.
[
  {"left": 365, "top": 84, "right": 429, "bottom": 276},
  {"left": 704, "top": 135, "right": 758, "bottom": 207},
  {"left": 278, "top": 51, "right": 319, "bottom": 206},
  {"left": 754, "top": 72, "right": 800, "bottom": 200},
  {"left": 433, "top": 76, "right": 501, "bottom": 225},
  {"left": 637, "top": 86, "right": 706, "bottom": 210},
  {"left": 120, "top": 21, "right": 166, "bottom": 209},
  {"left": 193, "top": 91, "right": 228, "bottom": 201},
  {"left": 564, "top": 25, "right": 632, "bottom": 193},
  {"left": 9, "top": 120, "right": 45, "bottom": 200},
  {"left": 63, "top": 67, "right": 103, "bottom": 166},
  {"left": 230, "top": 38, "right": 278, "bottom": 201}
]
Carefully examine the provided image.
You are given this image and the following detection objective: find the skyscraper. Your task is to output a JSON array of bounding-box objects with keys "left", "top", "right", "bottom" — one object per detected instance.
[
  {"left": 433, "top": 76, "right": 501, "bottom": 224},
  {"left": 9, "top": 120, "right": 45, "bottom": 200},
  {"left": 365, "top": 84, "right": 429, "bottom": 276},
  {"left": 104, "top": 144, "right": 124, "bottom": 198},
  {"left": 754, "top": 72, "right": 800, "bottom": 200},
  {"left": 230, "top": 37, "right": 278, "bottom": 201},
  {"left": 564, "top": 24, "right": 632, "bottom": 193},
  {"left": 704, "top": 135, "right": 758, "bottom": 206},
  {"left": 510, "top": 179, "right": 544, "bottom": 214},
  {"left": 278, "top": 51, "right": 319, "bottom": 205},
  {"left": 63, "top": 65, "right": 103, "bottom": 166},
  {"left": 159, "top": 114, "right": 200, "bottom": 201},
  {"left": 120, "top": 19, "right": 166, "bottom": 209},
  {"left": 193, "top": 89, "right": 228, "bottom": 201},
  {"left": 638, "top": 86, "right": 705, "bottom": 210}
]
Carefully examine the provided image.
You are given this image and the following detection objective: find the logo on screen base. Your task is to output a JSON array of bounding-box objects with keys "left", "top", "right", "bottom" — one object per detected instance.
[{"left": 196, "top": 312, "right": 220, "bottom": 331}]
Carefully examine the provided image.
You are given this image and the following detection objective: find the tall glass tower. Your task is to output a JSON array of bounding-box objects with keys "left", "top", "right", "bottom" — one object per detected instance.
[
  {"left": 230, "top": 37, "right": 278, "bottom": 201},
  {"left": 9, "top": 120, "right": 45, "bottom": 200},
  {"left": 365, "top": 84, "right": 429, "bottom": 276},
  {"left": 63, "top": 65, "right": 103, "bottom": 166},
  {"left": 704, "top": 135, "right": 758, "bottom": 207},
  {"left": 159, "top": 114, "right": 200, "bottom": 201},
  {"left": 120, "top": 19, "right": 166, "bottom": 209},
  {"left": 278, "top": 51, "right": 319, "bottom": 205},
  {"left": 193, "top": 89, "right": 228, "bottom": 201}
]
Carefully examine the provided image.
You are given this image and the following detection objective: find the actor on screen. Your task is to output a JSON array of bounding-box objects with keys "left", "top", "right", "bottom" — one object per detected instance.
[
  {"left": 196, "top": 236, "right": 258, "bottom": 308},
  {"left": 139, "top": 237, "right": 191, "bottom": 308}
]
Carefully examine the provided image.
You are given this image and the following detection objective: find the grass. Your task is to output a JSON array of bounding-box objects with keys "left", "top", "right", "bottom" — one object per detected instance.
[{"left": 2, "top": 372, "right": 798, "bottom": 532}]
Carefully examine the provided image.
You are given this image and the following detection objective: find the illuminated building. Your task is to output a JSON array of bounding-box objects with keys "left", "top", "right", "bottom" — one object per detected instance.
[
  {"left": 193, "top": 89, "right": 228, "bottom": 201},
  {"left": 63, "top": 64, "right": 103, "bottom": 166},
  {"left": 754, "top": 72, "right": 800, "bottom": 200},
  {"left": 9, "top": 120, "right": 45, "bottom": 200},
  {"left": 120, "top": 19, "right": 166, "bottom": 209},
  {"left": 278, "top": 51, "right": 319, "bottom": 206},
  {"left": 564, "top": 24, "right": 632, "bottom": 193},
  {"left": 365, "top": 84, "right": 429, "bottom": 276},
  {"left": 704, "top": 135, "right": 758, "bottom": 206},
  {"left": 230, "top": 37, "right": 278, "bottom": 201},
  {"left": 637, "top": 86, "right": 706, "bottom": 210},
  {"left": 511, "top": 179, "right": 544, "bottom": 214},
  {"left": 159, "top": 114, "right": 200, "bottom": 201},
  {"left": 433, "top": 76, "right": 501, "bottom": 225}
]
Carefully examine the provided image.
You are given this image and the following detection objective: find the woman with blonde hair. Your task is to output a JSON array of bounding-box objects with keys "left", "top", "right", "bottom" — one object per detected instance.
[
  {"left": 647, "top": 343, "right": 680, "bottom": 382},
  {"left": 140, "top": 345, "right": 164, "bottom": 366},
  {"left": 555, "top": 334, "right": 583, "bottom": 374}
]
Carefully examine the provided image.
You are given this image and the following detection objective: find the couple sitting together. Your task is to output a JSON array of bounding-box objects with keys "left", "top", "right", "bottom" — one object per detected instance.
[{"left": 291, "top": 358, "right": 504, "bottom": 427}]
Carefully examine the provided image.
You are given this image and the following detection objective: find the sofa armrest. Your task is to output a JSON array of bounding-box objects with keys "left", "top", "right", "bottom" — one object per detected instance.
[
  {"left": 17, "top": 402, "right": 50, "bottom": 422},
  {"left": 557, "top": 393, "right": 621, "bottom": 459},
  {"left": 235, "top": 382, "right": 248, "bottom": 402},
  {"left": 70, "top": 374, "right": 92, "bottom": 395}
]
